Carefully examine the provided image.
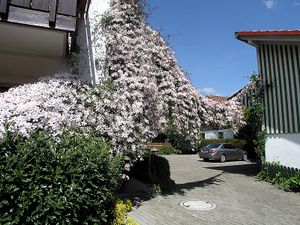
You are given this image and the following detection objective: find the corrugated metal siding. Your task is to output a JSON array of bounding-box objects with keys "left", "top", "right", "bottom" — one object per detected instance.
[{"left": 258, "top": 44, "right": 300, "bottom": 134}]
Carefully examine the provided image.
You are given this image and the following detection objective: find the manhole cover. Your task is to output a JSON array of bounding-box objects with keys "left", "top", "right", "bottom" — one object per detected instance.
[{"left": 180, "top": 200, "right": 216, "bottom": 211}]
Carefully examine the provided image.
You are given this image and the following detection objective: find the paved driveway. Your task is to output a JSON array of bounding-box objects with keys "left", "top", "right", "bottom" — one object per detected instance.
[{"left": 129, "top": 155, "right": 300, "bottom": 225}]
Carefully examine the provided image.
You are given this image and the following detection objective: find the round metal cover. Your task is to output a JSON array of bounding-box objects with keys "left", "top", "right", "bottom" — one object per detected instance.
[{"left": 180, "top": 200, "right": 216, "bottom": 211}]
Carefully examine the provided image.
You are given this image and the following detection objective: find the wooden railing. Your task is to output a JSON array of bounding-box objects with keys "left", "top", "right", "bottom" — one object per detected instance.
[{"left": 0, "top": 0, "right": 79, "bottom": 31}]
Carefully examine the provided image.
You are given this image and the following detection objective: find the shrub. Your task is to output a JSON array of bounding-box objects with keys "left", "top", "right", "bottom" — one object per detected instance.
[
  {"left": 112, "top": 199, "right": 139, "bottom": 225},
  {"left": 257, "top": 162, "right": 300, "bottom": 192},
  {"left": 158, "top": 146, "right": 181, "bottom": 155},
  {"left": 165, "top": 127, "right": 194, "bottom": 154},
  {"left": 196, "top": 138, "right": 247, "bottom": 151},
  {"left": 130, "top": 155, "right": 175, "bottom": 194},
  {"left": 0, "top": 130, "right": 124, "bottom": 224}
]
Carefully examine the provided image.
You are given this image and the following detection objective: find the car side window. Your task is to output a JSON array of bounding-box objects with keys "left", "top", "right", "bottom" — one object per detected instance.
[
  {"left": 222, "top": 144, "right": 229, "bottom": 149},
  {"left": 228, "top": 144, "right": 237, "bottom": 149}
]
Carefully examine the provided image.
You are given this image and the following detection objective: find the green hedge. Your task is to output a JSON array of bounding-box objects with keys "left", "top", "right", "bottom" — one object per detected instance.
[
  {"left": 196, "top": 138, "right": 247, "bottom": 151},
  {"left": 0, "top": 130, "right": 123, "bottom": 224},
  {"left": 158, "top": 146, "right": 181, "bottom": 155},
  {"left": 257, "top": 162, "right": 300, "bottom": 192},
  {"left": 130, "top": 155, "right": 175, "bottom": 194}
]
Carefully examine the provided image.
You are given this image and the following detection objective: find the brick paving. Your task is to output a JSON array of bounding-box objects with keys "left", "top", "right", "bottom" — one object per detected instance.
[{"left": 129, "top": 155, "right": 300, "bottom": 225}]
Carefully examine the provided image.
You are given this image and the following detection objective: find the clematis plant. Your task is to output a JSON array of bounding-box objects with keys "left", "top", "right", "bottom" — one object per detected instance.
[{"left": 0, "top": 0, "right": 245, "bottom": 155}]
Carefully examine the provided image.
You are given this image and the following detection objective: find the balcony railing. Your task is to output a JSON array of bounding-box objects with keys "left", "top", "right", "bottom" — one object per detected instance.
[{"left": 0, "top": 0, "right": 79, "bottom": 32}]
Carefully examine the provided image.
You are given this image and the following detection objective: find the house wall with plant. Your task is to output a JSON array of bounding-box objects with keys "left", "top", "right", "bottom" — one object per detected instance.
[
  {"left": 258, "top": 43, "right": 300, "bottom": 169},
  {"left": 237, "top": 32, "right": 300, "bottom": 169}
]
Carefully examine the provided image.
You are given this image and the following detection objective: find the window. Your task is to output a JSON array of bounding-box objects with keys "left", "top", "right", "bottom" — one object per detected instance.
[
  {"left": 218, "top": 132, "right": 224, "bottom": 139},
  {"left": 207, "top": 143, "right": 222, "bottom": 148}
]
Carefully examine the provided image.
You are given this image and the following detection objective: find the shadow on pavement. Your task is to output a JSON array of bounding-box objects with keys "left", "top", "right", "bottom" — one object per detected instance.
[
  {"left": 204, "top": 163, "right": 261, "bottom": 177},
  {"left": 172, "top": 173, "right": 224, "bottom": 195}
]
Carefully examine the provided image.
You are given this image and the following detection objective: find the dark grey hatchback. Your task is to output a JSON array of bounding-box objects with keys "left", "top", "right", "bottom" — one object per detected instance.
[{"left": 199, "top": 143, "right": 248, "bottom": 162}]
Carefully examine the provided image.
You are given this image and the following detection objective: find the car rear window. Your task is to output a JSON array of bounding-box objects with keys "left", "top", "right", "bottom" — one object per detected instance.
[{"left": 206, "top": 143, "right": 222, "bottom": 148}]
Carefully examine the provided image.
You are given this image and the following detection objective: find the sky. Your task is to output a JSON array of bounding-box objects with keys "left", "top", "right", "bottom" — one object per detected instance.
[{"left": 146, "top": 0, "right": 300, "bottom": 96}]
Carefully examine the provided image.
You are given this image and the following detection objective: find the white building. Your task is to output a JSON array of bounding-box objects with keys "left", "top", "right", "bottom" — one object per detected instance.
[
  {"left": 237, "top": 30, "right": 300, "bottom": 169},
  {"left": 201, "top": 129, "right": 234, "bottom": 140}
]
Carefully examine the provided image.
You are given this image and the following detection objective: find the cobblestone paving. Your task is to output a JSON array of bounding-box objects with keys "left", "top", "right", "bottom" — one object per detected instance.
[{"left": 129, "top": 155, "right": 300, "bottom": 225}]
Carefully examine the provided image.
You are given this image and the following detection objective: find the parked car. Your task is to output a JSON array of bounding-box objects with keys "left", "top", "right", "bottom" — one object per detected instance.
[{"left": 199, "top": 143, "right": 248, "bottom": 162}]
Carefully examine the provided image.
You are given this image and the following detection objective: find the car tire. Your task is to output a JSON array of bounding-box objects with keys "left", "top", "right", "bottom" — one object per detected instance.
[
  {"left": 242, "top": 154, "right": 248, "bottom": 161},
  {"left": 203, "top": 158, "right": 209, "bottom": 162},
  {"left": 220, "top": 154, "right": 226, "bottom": 163}
]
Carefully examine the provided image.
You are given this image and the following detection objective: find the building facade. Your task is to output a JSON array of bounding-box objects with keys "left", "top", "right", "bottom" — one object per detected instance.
[
  {"left": 237, "top": 30, "right": 300, "bottom": 169},
  {"left": 0, "top": 0, "right": 109, "bottom": 90}
]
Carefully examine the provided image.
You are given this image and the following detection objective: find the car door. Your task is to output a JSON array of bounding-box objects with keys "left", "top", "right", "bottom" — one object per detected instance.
[
  {"left": 221, "top": 144, "right": 234, "bottom": 160},
  {"left": 227, "top": 144, "right": 240, "bottom": 160}
]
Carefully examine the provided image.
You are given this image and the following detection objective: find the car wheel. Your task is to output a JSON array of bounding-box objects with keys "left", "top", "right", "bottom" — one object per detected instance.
[
  {"left": 242, "top": 154, "right": 248, "bottom": 161},
  {"left": 220, "top": 154, "right": 226, "bottom": 163},
  {"left": 203, "top": 158, "right": 209, "bottom": 162}
]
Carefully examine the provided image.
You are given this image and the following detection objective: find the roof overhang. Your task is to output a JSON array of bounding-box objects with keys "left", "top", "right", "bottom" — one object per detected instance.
[{"left": 235, "top": 30, "right": 300, "bottom": 47}]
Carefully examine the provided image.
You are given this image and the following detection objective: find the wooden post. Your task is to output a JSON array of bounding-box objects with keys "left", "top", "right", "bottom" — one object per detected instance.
[{"left": 49, "top": 0, "right": 58, "bottom": 27}]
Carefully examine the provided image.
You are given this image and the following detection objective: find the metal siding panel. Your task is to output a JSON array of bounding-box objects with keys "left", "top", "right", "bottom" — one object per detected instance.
[
  {"left": 261, "top": 45, "right": 270, "bottom": 134},
  {"left": 292, "top": 46, "right": 300, "bottom": 132},
  {"left": 287, "top": 45, "right": 299, "bottom": 133},
  {"left": 283, "top": 45, "right": 294, "bottom": 133},
  {"left": 265, "top": 45, "right": 274, "bottom": 133},
  {"left": 278, "top": 45, "right": 289, "bottom": 133},
  {"left": 282, "top": 45, "right": 293, "bottom": 133},
  {"left": 270, "top": 45, "right": 279, "bottom": 133},
  {"left": 273, "top": 45, "right": 283, "bottom": 133},
  {"left": 257, "top": 47, "right": 266, "bottom": 131}
]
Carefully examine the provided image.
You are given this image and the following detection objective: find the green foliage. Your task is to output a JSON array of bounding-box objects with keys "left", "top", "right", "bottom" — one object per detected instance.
[
  {"left": 237, "top": 74, "right": 266, "bottom": 159},
  {"left": 130, "top": 155, "right": 175, "bottom": 194},
  {"left": 257, "top": 162, "right": 300, "bottom": 192},
  {"left": 0, "top": 130, "right": 124, "bottom": 225},
  {"left": 165, "top": 126, "right": 194, "bottom": 154},
  {"left": 196, "top": 138, "right": 247, "bottom": 151},
  {"left": 158, "top": 146, "right": 181, "bottom": 155},
  {"left": 254, "top": 130, "right": 266, "bottom": 159}
]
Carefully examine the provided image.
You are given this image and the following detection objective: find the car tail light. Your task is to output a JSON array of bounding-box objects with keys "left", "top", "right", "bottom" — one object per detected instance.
[{"left": 209, "top": 149, "right": 218, "bottom": 155}]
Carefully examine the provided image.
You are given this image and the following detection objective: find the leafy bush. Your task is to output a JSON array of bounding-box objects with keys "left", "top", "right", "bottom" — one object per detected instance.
[
  {"left": 158, "top": 146, "right": 181, "bottom": 155},
  {"left": 196, "top": 138, "right": 247, "bottom": 151},
  {"left": 257, "top": 162, "right": 300, "bottom": 192},
  {"left": 130, "top": 155, "right": 175, "bottom": 194},
  {"left": 0, "top": 130, "right": 124, "bottom": 224},
  {"left": 112, "top": 199, "right": 139, "bottom": 225},
  {"left": 236, "top": 74, "right": 266, "bottom": 160},
  {"left": 165, "top": 127, "right": 194, "bottom": 154}
]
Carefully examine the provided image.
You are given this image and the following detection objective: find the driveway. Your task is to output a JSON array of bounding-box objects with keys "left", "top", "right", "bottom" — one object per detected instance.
[{"left": 129, "top": 154, "right": 300, "bottom": 225}]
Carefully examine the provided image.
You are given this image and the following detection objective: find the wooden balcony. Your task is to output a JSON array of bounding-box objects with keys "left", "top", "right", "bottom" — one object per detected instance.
[{"left": 0, "top": 0, "right": 86, "bottom": 32}]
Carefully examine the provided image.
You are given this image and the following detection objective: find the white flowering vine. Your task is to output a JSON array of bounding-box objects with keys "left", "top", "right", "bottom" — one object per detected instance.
[{"left": 0, "top": 0, "right": 245, "bottom": 154}]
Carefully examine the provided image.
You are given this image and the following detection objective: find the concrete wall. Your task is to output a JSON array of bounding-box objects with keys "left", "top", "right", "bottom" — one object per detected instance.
[{"left": 265, "top": 133, "right": 300, "bottom": 169}]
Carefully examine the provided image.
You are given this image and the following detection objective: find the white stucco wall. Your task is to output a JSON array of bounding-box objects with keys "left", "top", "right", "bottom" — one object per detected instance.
[
  {"left": 76, "top": 0, "right": 110, "bottom": 84},
  {"left": 265, "top": 133, "right": 300, "bottom": 169}
]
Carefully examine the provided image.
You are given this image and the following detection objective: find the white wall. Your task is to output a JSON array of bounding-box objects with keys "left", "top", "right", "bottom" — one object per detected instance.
[
  {"left": 266, "top": 133, "right": 300, "bottom": 169},
  {"left": 76, "top": 0, "right": 110, "bottom": 84},
  {"left": 0, "top": 23, "right": 68, "bottom": 86},
  {"left": 203, "top": 129, "right": 234, "bottom": 140}
]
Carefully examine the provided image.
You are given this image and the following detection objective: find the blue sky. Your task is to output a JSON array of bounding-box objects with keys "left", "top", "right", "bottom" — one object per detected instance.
[{"left": 146, "top": 0, "right": 300, "bottom": 96}]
